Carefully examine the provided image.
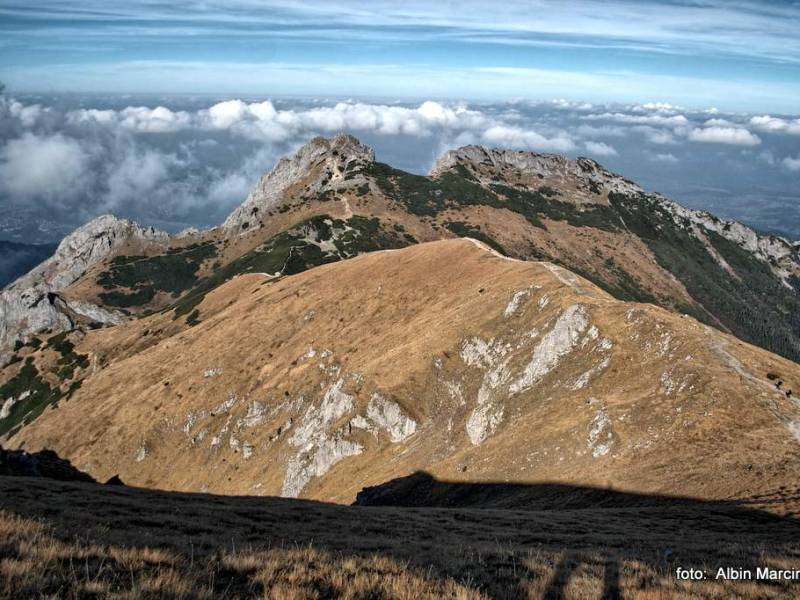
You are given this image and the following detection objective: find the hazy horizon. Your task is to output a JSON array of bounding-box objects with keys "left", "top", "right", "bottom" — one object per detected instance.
[{"left": 1, "top": 90, "right": 799, "bottom": 245}]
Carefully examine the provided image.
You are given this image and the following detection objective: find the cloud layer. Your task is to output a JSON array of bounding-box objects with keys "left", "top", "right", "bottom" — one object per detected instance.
[
  {"left": 0, "top": 93, "right": 798, "bottom": 241},
  {"left": 0, "top": 133, "right": 88, "bottom": 199}
]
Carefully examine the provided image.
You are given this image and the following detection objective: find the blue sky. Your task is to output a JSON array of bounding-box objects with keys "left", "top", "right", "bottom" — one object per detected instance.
[{"left": 2, "top": 1, "right": 800, "bottom": 112}]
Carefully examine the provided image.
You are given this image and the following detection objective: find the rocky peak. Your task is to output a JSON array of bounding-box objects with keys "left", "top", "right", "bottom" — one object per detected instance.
[
  {"left": 0, "top": 215, "right": 169, "bottom": 360},
  {"left": 430, "top": 145, "right": 567, "bottom": 178},
  {"left": 222, "top": 134, "right": 375, "bottom": 236},
  {"left": 431, "top": 144, "right": 799, "bottom": 287},
  {"left": 430, "top": 145, "right": 642, "bottom": 199},
  {"left": 37, "top": 215, "right": 169, "bottom": 291}
]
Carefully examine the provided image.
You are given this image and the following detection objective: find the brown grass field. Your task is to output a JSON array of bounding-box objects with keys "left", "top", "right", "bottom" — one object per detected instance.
[{"left": 2, "top": 475, "right": 800, "bottom": 599}]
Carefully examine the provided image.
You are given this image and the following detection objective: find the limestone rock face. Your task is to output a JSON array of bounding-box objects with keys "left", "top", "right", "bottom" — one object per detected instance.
[
  {"left": 0, "top": 215, "right": 168, "bottom": 359},
  {"left": 222, "top": 134, "right": 375, "bottom": 236},
  {"left": 429, "top": 145, "right": 644, "bottom": 199}
]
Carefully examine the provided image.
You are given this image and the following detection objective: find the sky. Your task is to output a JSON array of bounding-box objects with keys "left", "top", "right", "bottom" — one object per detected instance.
[
  {"left": 2, "top": 1, "right": 800, "bottom": 112},
  {"left": 0, "top": 2, "right": 798, "bottom": 245}
]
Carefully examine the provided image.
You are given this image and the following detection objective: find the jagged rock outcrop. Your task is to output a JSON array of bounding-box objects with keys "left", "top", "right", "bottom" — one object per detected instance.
[
  {"left": 430, "top": 145, "right": 643, "bottom": 201},
  {"left": 0, "top": 215, "right": 169, "bottom": 360},
  {"left": 222, "top": 134, "right": 374, "bottom": 235},
  {"left": 661, "top": 199, "right": 800, "bottom": 287}
]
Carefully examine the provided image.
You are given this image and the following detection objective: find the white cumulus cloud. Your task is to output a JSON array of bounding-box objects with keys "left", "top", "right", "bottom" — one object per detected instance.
[
  {"left": 0, "top": 133, "right": 88, "bottom": 200},
  {"left": 583, "top": 141, "right": 617, "bottom": 156},
  {"left": 635, "top": 126, "right": 677, "bottom": 145},
  {"left": 782, "top": 156, "right": 800, "bottom": 171},
  {"left": 105, "top": 149, "right": 175, "bottom": 208},
  {"left": 749, "top": 115, "right": 800, "bottom": 135},
  {"left": 688, "top": 126, "right": 761, "bottom": 146},
  {"left": 69, "top": 105, "right": 192, "bottom": 133},
  {"left": 8, "top": 101, "right": 47, "bottom": 128},
  {"left": 583, "top": 112, "right": 689, "bottom": 127},
  {"left": 634, "top": 102, "right": 680, "bottom": 113},
  {"left": 703, "top": 118, "right": 735, "bottom": 127},
  {"left": 65, "top": 98, "right": 583, "bottom": 148},
  {"left": 651, "top": 152, "right": 679, "bottom": 163},
  {"left": 481, "top": 125, "right": 576, "bottom": 152}
]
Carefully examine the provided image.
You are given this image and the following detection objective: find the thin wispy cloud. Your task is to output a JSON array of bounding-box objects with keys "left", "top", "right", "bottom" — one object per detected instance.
[
  {"left": 2, "top": 2, "right": 800, "bottom": 111},
  {"left": 4, "top": 1, "right": 799, "bottom": 62}
]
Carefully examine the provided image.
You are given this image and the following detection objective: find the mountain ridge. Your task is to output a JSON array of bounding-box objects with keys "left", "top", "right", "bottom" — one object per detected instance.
[{"left": 1, "top": 133, "right": 799, "bottom": 367}]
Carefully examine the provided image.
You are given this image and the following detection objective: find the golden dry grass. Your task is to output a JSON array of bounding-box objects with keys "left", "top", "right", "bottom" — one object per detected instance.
[
  {"left": 2, "top": 476, "right": 800, "bottom": 599},
  {"left": 9, "top": 240, "right": 800, "bottom": 506},
  {"left": 0, "top": 509, "right": 482, "bottom": 600}
]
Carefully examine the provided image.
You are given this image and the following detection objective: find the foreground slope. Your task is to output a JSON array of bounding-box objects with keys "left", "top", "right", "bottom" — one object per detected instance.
[
  {"left": 2, "top": 473, "right": 800, "bottom": 599},
  {"left": 5, "top": 239, "right": 800, "bottom": 504}
]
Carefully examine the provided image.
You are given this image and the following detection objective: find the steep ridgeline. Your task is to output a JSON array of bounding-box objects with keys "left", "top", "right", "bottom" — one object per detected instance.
[
  {"left": 0, "top": 216, "right": 171, "bottom": 362},
  {"left": 222, "top": 134, "right": 376, "bottom": 235},
  {"left": 4, "top": 240, "right": 800, "bottom": 505},
  {"left": 215, "top": 135, "right": 800, "bottom": 362},
  {"left": 427, "top": 146, "right": 800, "bottom": 362},
  {"left": 2, "top": 133, "right": 799, "bottom": 365}
]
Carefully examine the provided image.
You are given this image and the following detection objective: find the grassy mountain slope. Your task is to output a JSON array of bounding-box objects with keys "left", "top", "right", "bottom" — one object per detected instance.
[{"left": 4, "top": 240, "right": 799, "bottom": 506}]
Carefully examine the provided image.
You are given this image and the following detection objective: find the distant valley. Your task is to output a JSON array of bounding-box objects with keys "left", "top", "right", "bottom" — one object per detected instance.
[{"left": 0, "top": 240, "right": 56, "bottom": 288}]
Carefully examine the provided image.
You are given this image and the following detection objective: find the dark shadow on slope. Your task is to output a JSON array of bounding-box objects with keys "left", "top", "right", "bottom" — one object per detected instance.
[
  {"left": 2, "top": 467, "right": 800, "bottom": 598},
  {"left": 0, "top": 445, "right": 95, "bottom": 483},
  {"left": 353, "top": 471, "right": 800, "bottom": 598},
  {"left": 353, "top": 470, "right": 789, "bottom": 512}
]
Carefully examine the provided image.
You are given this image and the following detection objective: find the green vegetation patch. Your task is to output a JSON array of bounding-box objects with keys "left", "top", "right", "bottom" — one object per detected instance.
[
  {"left": 366, "top": 162, "right": 496, "bottom": 217},
  {"left": 365, "top": 162, "right": 621, "bottom": 232},
  {"left": 443, "top": 221, "right": 507, "bottom": 255},
  {"left": 490, "top": 184, "right": 622, "bottom": 232},
  {"left": 98, "top": 288, "right": 155, "bottom": 307},
  {"left": 0, "top": 361, "right": 52, "bottom": 436},
  {"left": 597, "top": 256, "right": 659, "bottom": 304},
  {"left": 96, "top": 242, "right": 217, "bottom": 308},
  {"left": 0, "top": 362, "right": 80, "bottom": 438},
  {"left": 172, "top": 215, "right": 409, "bottom": 319},
  {"left": 45, "top": 331, "right": 74, "bottom": 356},
  {"left": 0, "top": 333, "right": 89, "bottom": 436},
  {"left": 10, "top": 336, "right": 40, "bottom": 354},
  {"left": 46, "top": 332, "right": 90, "bottom": 379}
]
